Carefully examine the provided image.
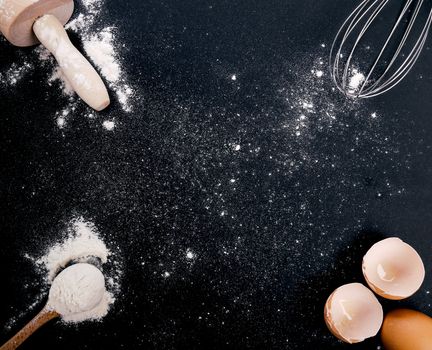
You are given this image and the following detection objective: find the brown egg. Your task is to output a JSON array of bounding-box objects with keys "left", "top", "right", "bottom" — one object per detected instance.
[{"left": 381, "top": 309, "right": 432, "bottom": 350}]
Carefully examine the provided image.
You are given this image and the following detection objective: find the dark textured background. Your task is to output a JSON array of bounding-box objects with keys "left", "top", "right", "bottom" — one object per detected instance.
[{"left": 1, "top": 0, "right": 432, "bottom": 349}]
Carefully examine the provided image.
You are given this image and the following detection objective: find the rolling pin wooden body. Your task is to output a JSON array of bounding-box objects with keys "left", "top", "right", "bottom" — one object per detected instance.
[
  {"left": 33, "top": 14, "right": 110, "bottom": 111},
  {"left": 0, "top": 0, "right": 73, "bottom": 47},
  {"left": 0, "top": 0, "right": 110, "bottom": 111}
]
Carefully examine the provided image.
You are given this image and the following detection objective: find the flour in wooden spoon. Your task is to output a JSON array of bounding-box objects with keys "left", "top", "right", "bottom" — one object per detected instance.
[
  {"left": 4, "top": 217, "right": 121, "bottom": 330},
  {"left": 26, "top": 217, "right": 123, "bottom": 323},
  {"left": 47, "top": 263, "right": 112, "bottom": 322}
]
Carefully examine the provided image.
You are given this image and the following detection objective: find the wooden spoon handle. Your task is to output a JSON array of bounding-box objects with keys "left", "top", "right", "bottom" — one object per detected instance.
[
  {"left": 0, "top": 308, "right": 59, "bottom": 350},
  {"left": 32, "top": 14, "right": 110, "bottom": 111}
]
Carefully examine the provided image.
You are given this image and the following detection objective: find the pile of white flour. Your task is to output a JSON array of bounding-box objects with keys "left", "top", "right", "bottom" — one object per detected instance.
[
  {"left": 36, "top": 218, "right": 110, "bottom": 282},
  {"left": 20, "top": 217, "right": 122, "bottom": 324},
  {"left": 47, "top": 263, "right": 112, "bottom": 323}
]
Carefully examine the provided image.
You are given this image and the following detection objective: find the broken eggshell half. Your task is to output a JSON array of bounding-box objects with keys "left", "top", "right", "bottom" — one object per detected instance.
[
  {"left": 362, "top": 237, "right": 425, "bottom": 300},
  {"left": 324, "top": 283, "right": 383, "bottom": 344}
]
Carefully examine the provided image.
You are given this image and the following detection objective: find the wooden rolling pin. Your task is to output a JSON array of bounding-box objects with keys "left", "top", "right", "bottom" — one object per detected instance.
[{"left": 0, "top": 0, "right": 110, "bottom": 111}]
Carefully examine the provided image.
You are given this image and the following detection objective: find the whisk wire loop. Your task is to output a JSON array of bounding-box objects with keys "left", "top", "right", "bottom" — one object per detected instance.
[{"left": 330, "top": 0, "right": 432, "bottom": 98}]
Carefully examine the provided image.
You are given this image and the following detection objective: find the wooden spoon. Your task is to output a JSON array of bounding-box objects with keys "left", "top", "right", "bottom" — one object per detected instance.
[
  {"left": 0, "top": 306, "right": 59, "bottom": 350},
  {"left": 0, "top": 263, "right": 106, "bottom": 350}
]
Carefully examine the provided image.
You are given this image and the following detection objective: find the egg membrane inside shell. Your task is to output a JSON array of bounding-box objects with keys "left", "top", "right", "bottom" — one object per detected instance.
[
  {"left": 324, "top": 283, "right": 383, "bottom": 343},
  {"left": 362, "top": 237, "right": 425, "bottom": 300}
]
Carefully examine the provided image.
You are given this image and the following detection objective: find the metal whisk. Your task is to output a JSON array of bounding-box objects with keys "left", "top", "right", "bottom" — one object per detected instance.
[{"left": 330, "top": 0, "right": 432, "bottom": 98}]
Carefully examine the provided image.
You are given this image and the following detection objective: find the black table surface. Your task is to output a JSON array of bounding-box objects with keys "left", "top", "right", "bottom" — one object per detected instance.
[{"left": 1, "top": 0, "right": 432, "bottom": 349}]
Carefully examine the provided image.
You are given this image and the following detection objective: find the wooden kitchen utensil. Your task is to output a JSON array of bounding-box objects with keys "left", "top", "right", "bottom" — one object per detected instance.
[
  {"left": 0, "top": 263, "right": 107, "bottom": 350},
  {"left": 0, "top": 0, "right": 110, "bottom": 111},
  {"left": 0, "top": 306, "right": 59, "bottom": 350}
]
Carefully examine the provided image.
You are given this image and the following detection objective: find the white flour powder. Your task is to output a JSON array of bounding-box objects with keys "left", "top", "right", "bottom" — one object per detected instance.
[
  {"left": 83, "top": 28, "right": 134, "bottom": 112},
  {"left": 47, "top": 263, "right": 112, "bottom": 323},
  {"left": 0, "top": 60, "right": 32, "bottom": 86},
  {"left": 48, "top": 66, "right": 74, "bottom": 96},
  {"left": 348, "top": 69, "right": 365, "bottom": 93},
  {"left": 4, "top": 217, "right": 121, "bottom": 330},
  {"left": 23, "top": 217, "right": 123, "bottom": 324},
  {"left": 103, "top": 120, "right": 116, "bottom": 131},
  {"left": 37, "top": 218, "right": 110, "bottom": 282},
  {"left": 83, "top": 28, "right": 120, "bottom": 83}
]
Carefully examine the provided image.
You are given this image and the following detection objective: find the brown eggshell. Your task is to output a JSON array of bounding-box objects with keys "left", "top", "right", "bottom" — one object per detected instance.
[
  {"left": 324, "top": 283, "right": 383, "bottom": 344},
  {"left": 362, "top": 237, "right": 425, "bottom": 300},
  {"left": 381, "top": 309, "right": 432, "bottom": 350}
]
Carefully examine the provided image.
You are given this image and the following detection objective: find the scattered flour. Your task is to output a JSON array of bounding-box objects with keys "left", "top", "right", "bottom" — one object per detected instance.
[
  {"left": 37, "top": 217, "right": 110, "bottom": 282},
  {"left": 348, "top": 69, "right": 365, "bottom": 93},
  {"left": 83, "top": 28, "right": 120, "bottom": 83},
  {"left": 48, "top": 66, "right": 74, "bottom": 96},
  {"left": 82, "top": 27, "right": 134, "bottom": 112},
  {"left": 278, "top": 51, "right": 369, "bottom": 141},
  {"left": 0, "top": 61, "right": 33, "bottom": 86},
  {"left": 103, "top": 120, "right": 116, "bottom": 131},
  {"left": 54, "top": 106, "right": 75, "bottom": 129},
  {"left": 66, "top": 0, "right": 101, "bottom": 30},
  {"left": 57, "top": 115, "right": 67, "bottom": 128}
]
